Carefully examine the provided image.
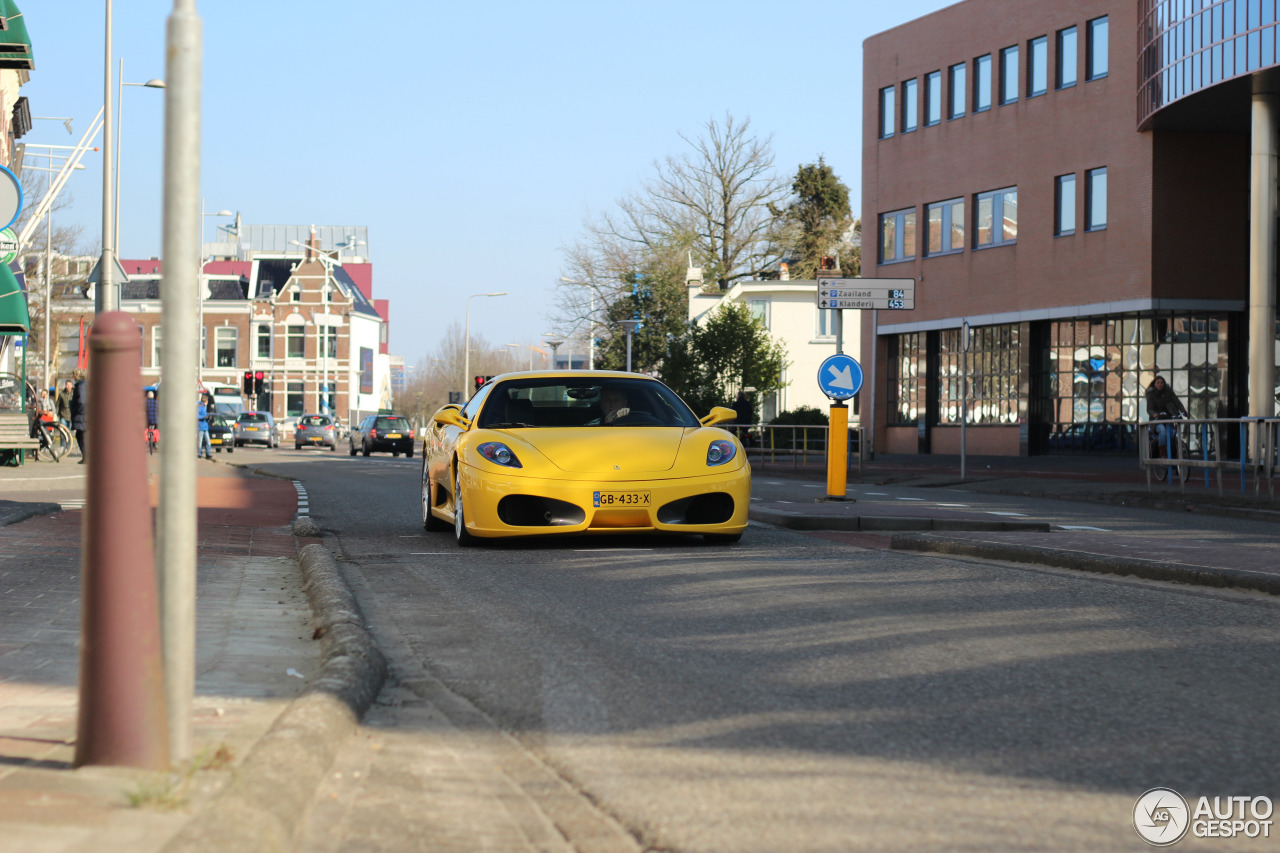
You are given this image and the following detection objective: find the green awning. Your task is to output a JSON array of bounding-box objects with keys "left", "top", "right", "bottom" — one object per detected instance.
[
  {"left": 0, "top": 263, "right": 29, "bottom": 333},
  {"left": 0, "top": 1, "right": 34, "bottom": 71}
]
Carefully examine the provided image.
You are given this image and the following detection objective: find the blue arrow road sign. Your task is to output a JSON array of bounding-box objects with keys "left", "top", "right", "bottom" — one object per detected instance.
[{"left": 817, "top": 353, "right": 863, "bottom": 401}]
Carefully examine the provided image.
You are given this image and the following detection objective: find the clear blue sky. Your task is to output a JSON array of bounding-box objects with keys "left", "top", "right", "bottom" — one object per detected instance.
[{"left": 22, "top": 0, "right": 952, "bottom": 363}]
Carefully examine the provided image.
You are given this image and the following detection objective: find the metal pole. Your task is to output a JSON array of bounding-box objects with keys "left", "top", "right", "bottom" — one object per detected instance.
[
  {"left": 157, "top": 0, "right": 201, "bottom": 762},
  {"left": 588, "top": 291, "right": 595, "bottom": 370},
  {"left": 1249, "top": 89, "right": 1278, "bottom": 436},
  {"left": 464, "top": 297, "right": 472, "bottom": 395},
  {"left": 625, "top": 329, "right": 633, "bottom": 372},
  {"left": 44, "top": 206, "right": 52, "bottom": 391},
  {"left": 99, "top": 0, "right": 117, "bottom": 314},
  {"left": 868, "top": 308, "right": 878, "bottom": 460},
  {"left": 961, "top": 320, "right": 969, "bottom": 481},
  {"left": 114, "top": 57, "right": 123, "bottom": 254}
]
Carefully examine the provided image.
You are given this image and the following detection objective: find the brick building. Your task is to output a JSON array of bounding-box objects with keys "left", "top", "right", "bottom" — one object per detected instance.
[{"left": 862, "top": 0, "right": 1279, "bottom": 456}]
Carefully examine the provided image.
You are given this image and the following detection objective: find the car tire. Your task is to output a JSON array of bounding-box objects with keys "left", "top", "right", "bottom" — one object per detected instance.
[
  {"left": 454, "top": 470, "right": 477, "bottom": 546},
  {"left": 329, "top": 443, "right": 336, "bottom": 452},
  {"left": 362, "top": 442, "right": 371, "bottom": 457},
  {"left": 392, "top": 451, "right": 400, "bottom": 458},
  {"left": 422, "top": 471, "right": 449, "bottom": 532},
  {"left": 407, "top": 446, "right": 414, "bottom": 459},
  {"left": 703, "top": 532, "right": 743, "bottom": 544},
  {"left": 349, "top": 442, "right": 356, "bottom": 456}
]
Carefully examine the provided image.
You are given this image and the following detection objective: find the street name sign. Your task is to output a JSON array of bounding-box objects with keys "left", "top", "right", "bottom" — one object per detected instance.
[
  {"left": 817, "top": 353, "right": 864, "bottom": 401},
  {"left": 816, "top": 277, "right": 915, "bottom": 310}
]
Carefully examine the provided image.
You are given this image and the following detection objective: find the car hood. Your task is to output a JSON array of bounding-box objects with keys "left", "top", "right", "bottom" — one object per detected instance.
[{"left": 510, "top": 427, "right": 687, "bottom": 474}]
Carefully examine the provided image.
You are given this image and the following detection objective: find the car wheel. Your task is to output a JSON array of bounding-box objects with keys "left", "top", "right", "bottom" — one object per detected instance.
[
  {"left": 422, "top": 470, "right": 448, "bottom": 532},
  {"left": 454, "top": 470, "right": 477, "bottom": 546},
  {"left": 349, "top": 442, "right": 356, "bottom": 456},
  {"left": 392, "top": 451, "right": 400, "bottom": 457},
  {"left": 329, "top": 443, "right": 336, "bottom": 452},
  {"left": 703, "top": 532, "right": 743, "bottom": 544},
  {"left": 362, "top": 441, "right": 370, "bottom": 457},
  {"left": 407, "top": 446, "right": 414, "bottom": 459}
]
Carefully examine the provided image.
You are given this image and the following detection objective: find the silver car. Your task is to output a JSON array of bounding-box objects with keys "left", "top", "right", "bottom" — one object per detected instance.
[
  {"left": 294, "top": 413, "right": 337, "bottom": 450},
  {"left": 234, "top": 411, "right": 279, "bottom": 448}
]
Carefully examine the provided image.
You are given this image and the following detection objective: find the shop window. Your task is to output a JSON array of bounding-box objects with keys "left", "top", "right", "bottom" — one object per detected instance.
[{"left": 888, "top": 333, "right": 922, "bottom": 424}]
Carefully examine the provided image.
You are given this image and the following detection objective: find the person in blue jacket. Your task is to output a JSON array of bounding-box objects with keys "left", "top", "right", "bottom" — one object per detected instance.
[{"left": 197, "top": 393, "right": 213, "bottom": 460}]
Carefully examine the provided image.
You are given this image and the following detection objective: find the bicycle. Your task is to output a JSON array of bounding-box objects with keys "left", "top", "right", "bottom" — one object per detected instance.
[
  {"left": 1148, "top": 413, "right": 1188, "bottom": 483},
  {"left": 146, "top": 424, "right": 160, "bottom": 455},
  {"left": 31, "top": 414, "right": 71, "bottom": 462}
]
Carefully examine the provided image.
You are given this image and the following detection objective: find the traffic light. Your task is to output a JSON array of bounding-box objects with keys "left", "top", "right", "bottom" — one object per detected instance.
[
  {"left": 474, "top": 375, "right": 486, "bottom": 391},
  {"left": 242, "top": 371, "right": 253, "bottom": 395},
  {"left": 253, "top": 371, "right": 265, "bottom": 396}
]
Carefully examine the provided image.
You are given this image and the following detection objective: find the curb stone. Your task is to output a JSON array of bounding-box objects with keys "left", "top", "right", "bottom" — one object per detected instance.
[
  {"left": 162, "top": 542, "right": 388, "bottom": 852},
  {"left": 749, "top": 505, "right": 1051, "bottom": 533},
  {"left": 889, "top": 533, "right": 1280, "bottom": 596}
]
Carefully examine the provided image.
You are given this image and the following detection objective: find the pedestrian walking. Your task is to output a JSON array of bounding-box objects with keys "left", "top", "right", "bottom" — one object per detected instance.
[
  {"left": 733, "top": 390, "right": 754, "bottom": 447},
  {"left": 69, "top": 369, "right": 87, "bottom": 463},
  {"left": 55, "top": 378, "right": 73, "bottom": 430},
  {"left": 197, "top": 393, "right": 213, "bottom": 460}
]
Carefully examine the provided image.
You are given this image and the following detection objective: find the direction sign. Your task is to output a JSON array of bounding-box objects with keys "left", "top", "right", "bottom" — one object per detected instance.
[
  {"left": 816, "top": 277, "right": 915, "bottom": 310},
  {"left": 817, "top": 353, "right": 864, "bottom": 401}
]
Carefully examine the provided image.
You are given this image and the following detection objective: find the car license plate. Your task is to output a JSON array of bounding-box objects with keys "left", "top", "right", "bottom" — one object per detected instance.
[
  {"left": 246, "top": 426, "right": 258, "bottom": 431},
  {"left": 594, "top": 490, "right": 650, "bottom": 507},
  {"left": 211, "top": 438, "right": 222, "bottom": 444},
  {"left": 386, "top": 433, "right": 402, "bottom": 439},
  {"left": 309, "top": 436, "right": 322, "bottom": 442}
]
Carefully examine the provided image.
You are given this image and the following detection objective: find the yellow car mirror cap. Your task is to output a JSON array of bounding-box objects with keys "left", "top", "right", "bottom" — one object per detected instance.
[
  {"left": 433, "top": 408, "right": 471, "bottom": 429},
  {"left": 700, "top": 406, "right": 737, "bottom": 427}
]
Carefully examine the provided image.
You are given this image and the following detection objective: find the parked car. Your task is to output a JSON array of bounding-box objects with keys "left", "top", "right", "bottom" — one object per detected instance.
[
  {"left": 295, "top": 413, "right": 337, "bottom": 450},
  {"left": 234, "top": 411, "right": 279, "bottom": 448},
  {"left": 350, "top": 414, "right": 415, "bottom": 457},
  {"left": 421, "top": 371, "right": 749, "bottom": 545},
  {"left": 207, "top": 414, "right": 235, "bottom": 453}
]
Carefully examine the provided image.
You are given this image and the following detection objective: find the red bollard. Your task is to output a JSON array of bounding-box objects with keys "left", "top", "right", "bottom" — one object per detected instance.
[{"left": 74, "top": 312, "right": 170, "bottom": 769}]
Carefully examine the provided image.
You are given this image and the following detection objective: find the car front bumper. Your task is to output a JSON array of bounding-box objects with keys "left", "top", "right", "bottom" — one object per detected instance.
[{"left": 455, "top": 464, "right": 750, "bottom": 538}]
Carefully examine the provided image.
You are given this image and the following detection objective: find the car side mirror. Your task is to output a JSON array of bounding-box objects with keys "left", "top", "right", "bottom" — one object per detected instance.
[
  {"left": 700, "top": 406, "right": 737, "bottom": 427},
  {"left": 433, "top": 407, "right": 471, "bottom": 430}
]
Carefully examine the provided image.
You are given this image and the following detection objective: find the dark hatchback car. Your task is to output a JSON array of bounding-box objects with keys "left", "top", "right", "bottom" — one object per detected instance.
[
  {"left": 350, "top": 414, "right": 414, "bottom": 457},
  {"left": 207, "top": 414, "right": 235, "bottom": 453},
  {"left": 295, "top": 413, "right": 337, "bottom": 450}
]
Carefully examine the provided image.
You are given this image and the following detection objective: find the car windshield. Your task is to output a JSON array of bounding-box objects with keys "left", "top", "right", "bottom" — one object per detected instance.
[{"left": 476, "top": 377, "right": 699, "bottom": 429}]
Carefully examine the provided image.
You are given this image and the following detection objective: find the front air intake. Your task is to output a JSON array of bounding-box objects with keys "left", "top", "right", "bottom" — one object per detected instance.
[{"left": 497, "top": 495, "right": 586, "bottom": 527}]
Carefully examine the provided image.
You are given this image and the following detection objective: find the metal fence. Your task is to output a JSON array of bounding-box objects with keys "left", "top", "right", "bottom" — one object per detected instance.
[
  {"left": 734, "top": 423, "right": 864, "bottom": 474},
  {"left": 1138, "top": 416, "right": 1280, "bottom": 496}
]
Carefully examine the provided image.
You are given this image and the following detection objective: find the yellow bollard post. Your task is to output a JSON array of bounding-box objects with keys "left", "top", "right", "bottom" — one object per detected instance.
[{"left": 826, "top": 403, "right": 849, "bottom": 499}]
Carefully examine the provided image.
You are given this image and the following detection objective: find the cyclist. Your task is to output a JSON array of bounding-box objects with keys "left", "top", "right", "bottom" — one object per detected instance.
[
  {"left": 145, "top": 390, "right": 160, "bottom": 451},
  {"left": 1145, "top": 375, "right": 1187, "bottom": 457}
]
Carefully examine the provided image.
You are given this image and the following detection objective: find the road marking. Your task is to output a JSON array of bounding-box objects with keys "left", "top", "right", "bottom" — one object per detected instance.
[
  {"left": 749, "top": 497, "right": 760, "bottom": 501},
  {"left": 574, "top": 548, "right": 653, "bottom": 552},
  {"left": 896, "top": 497, "right": 925, "bottom": 501},
  {"left": 410, "top": 552, "right": 452, "bottom": 555},
  {"left": 986, "top": 511, "right": 1028, "bottom": 517},
  {"left": 799, "top": 483, "right": 821, "bottom": 488},
  {"left": 59, "top": 499, "right": 86, "bottom": 510},
  {"left": 866, "top": 492, "right": 887, "bottom": 496},
  {"left": 1059, "top": 525, "right": 1110, "bottom": 531},
  {"left": 938, "top": 502, "right": 969, "bottom": 507}
]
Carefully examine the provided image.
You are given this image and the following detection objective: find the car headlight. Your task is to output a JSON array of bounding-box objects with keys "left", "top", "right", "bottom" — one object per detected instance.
[
  {"left": 477, "top": 441, "right": 522, "bottom": 468},
  {"left": 706, "top": 439, "right": 736, "bottom": 466}
]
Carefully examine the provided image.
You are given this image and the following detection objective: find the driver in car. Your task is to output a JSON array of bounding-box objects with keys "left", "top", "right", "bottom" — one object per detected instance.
[{"left": 591, "top": 387, "right": 630, "bottom": 425}]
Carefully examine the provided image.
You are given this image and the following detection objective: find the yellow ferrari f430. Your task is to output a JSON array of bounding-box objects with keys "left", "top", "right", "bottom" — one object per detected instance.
[{"left": 421, "top": 371, "right": 751, "bottom": 545}]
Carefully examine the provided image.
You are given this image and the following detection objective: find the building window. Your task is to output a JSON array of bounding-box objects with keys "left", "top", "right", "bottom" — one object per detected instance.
[
  {"left": 816, "top": 307, "right": 835, "bottom": 339},
  {"left": 151, "top": 326, "right": 162, "bottom": 368},
  {"left": 1087, "top": 16, "right": 1108, "bottom": 80},
  {"left": 948, "top": 62, "right": 966, "bottom": 118},
  {"left": 880, "top": 208, "right": 917, "bottom": 264},
  {"left": 938, "top": 324, "right": 1021, "bottom": 425},
  {"left": 1055, "top": 174, "right": 1077, "bottom": 236},
  {"left": 256, "top": 324, "right": 271, "bottom": 359},
  {"left": 748, "top": 299, "right": 770, "bottom": 329},
  {"left": 319, "top": 326, "right": 338, "bottom": 359},
  {"left": 1028, "top": 36, "right": 1047, "bottom": 97},
  {"left": 974, "top": 54, "right": 992, "bottom": 111},
  {"left": 1086, "top": 167, "right": 1107, "bottom": 231},
  {"left": 200, "top": 326, "right": 207, "bottom": 367},
  {"left": 975, "top": 187, "right": 1017, "bottom": 248},
  {"left": 887, "top": 333, "right": 921, "bottom": 425},
  {"left": 215, "top": 326, "right": 238, "bottom": 368},
  {"left": 879, "top": 86, "right": 895, "bottom": 138},
  {"left": 286, "top": 381, "right": 305, "bottom": 418},
  {"left": 286, "top": 324, "right": 305, "bottom": 359},
  {"left": 924, "top": 70, "right": 941, "bottom": 126},
  {"left": 1000, "top": 45, "right": 1019, "bottom": 104},
  {"left": 901, "top": 78, "right": 918, "bottom": 132},
  {"left": 1057, "top": 26, "right": 1078, "bottom": 88},
  {"left": 925, "top": 198, "right": 965, "bottom": 256}
]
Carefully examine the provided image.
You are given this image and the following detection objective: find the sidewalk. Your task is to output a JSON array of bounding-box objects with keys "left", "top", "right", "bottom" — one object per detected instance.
[
  {"left": 0, "top": 457, "right": 336, "bottom": 852},
  {"left": 749, "top": 452, "right": 1280, "bottom": 595}
]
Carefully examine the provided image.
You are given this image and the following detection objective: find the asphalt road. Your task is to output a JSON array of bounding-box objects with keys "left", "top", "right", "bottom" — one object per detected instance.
[{"left": 249, "top": 447, "right": 1280, "bottom": 852}]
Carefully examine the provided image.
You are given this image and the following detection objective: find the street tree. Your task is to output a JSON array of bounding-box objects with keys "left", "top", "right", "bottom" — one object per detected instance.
[
  {"left": 594, "top": 265, "right": 688, "bottom": 374},
  {"left": 773, "top": 157, "right": 854, "bottom": 280},
  {"left": 660, "top": 302, "right": 788, "bottom": 416}
]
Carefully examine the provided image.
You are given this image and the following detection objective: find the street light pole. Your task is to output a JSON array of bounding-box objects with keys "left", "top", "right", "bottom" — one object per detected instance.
[
  {"left": 620, "top": 319, "right": 641, "bottom": 372},
  {"left": 99, "top": 0, "right": 117, "bottom": 313},
  {"left": 114, "top": 59, "right": 165, "bottom": 253},
  {"left": 463, "top": 291, "right": 506, "bottom": 395},
  {"left": 558, "top": 277, "right": 597, "bottom": 370}
]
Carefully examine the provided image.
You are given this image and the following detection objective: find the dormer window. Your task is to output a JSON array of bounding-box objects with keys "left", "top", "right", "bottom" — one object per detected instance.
[{"left": 291, "top": 290, "right": 301, "bottom": 302}]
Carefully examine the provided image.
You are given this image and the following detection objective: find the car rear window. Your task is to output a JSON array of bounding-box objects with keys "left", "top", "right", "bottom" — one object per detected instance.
[
  {"left": 375, "top": 417, "right": 408, "bottom": 430},
  {"left": 239, "top": 413, "right": 267, "bottom": 423},
  {"left": 301, "top": 416, "right": 331, "bottom": 426}
]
